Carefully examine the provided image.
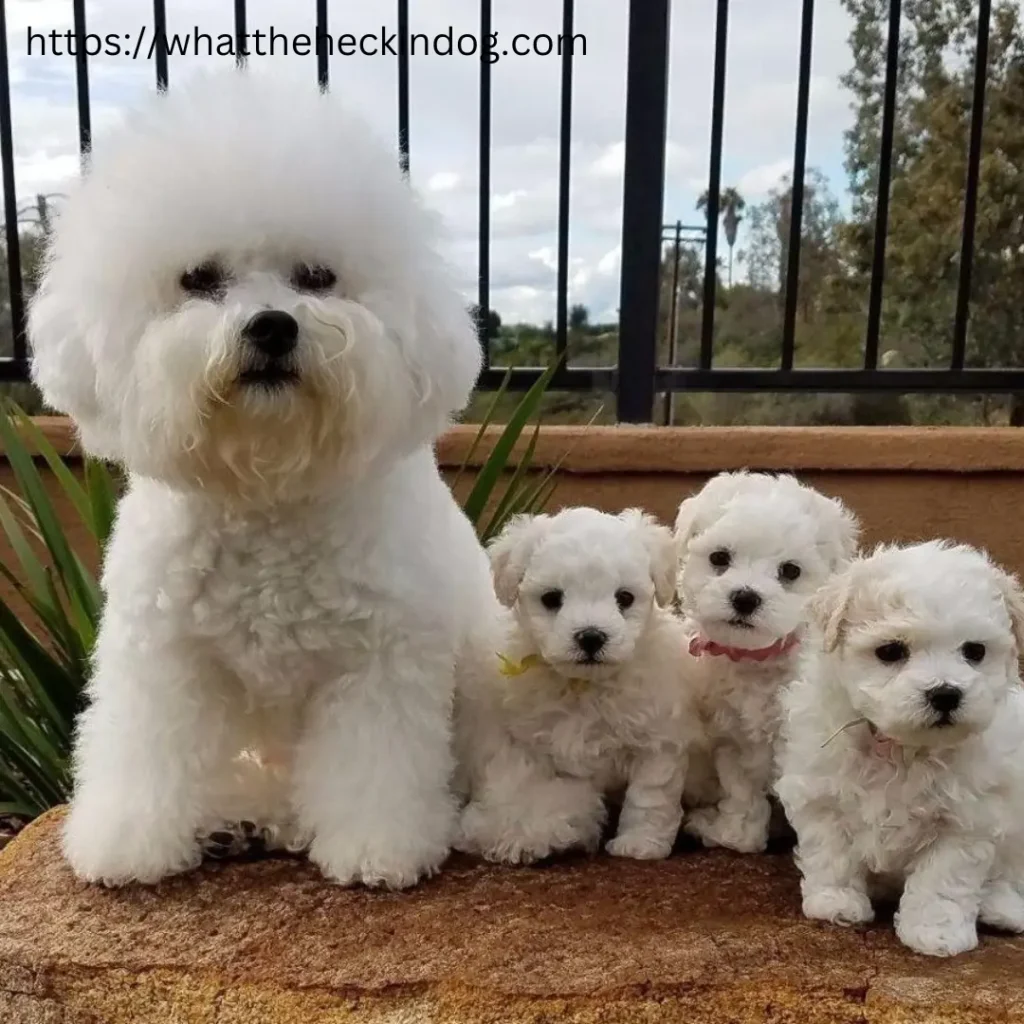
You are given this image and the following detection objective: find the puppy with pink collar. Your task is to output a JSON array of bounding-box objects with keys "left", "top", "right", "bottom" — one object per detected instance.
[{"left": 673, "top": 471, "right": 861, "bottom": 852}]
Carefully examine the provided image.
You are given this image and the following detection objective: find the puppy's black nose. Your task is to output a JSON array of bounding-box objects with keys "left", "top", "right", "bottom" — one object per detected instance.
[
  {"left": 729, "top": 588, "right": 762, "bottom": 617},
  {"left": 243, "top": 310, "right": 298, "bottom": 358},
  {"left": 926, "top": 683, "right": 963, "bottom": 715},
  {"left": 574, "top": 628, "right": 608, "bottom": 658}
]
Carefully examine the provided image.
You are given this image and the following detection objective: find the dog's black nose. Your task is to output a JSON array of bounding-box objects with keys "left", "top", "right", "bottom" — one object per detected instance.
[
  {"left": 243, "top": 310, "right": 299, "bottom": 358},
  {"left": 926, "top": 683, "right": 963, "bottom": 715},
  {"left": 729, "top": 588, "right": 762, "bottom": 617},
  {"left": 574, "top": 628, "right": 608, "bottom": 658}
]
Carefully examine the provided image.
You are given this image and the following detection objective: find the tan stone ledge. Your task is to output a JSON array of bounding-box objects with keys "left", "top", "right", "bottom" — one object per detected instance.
[
  {"left": 1, "top": 809, "right": 1022, "bottom": 1023},
  {"left": 7, "top": 417, "right": 1024, "bottom": 474}
]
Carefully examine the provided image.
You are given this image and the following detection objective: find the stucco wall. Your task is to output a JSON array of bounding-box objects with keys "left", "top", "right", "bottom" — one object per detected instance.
[{"left": 4, "top": 420, "right": 1024, "bottom": 588}]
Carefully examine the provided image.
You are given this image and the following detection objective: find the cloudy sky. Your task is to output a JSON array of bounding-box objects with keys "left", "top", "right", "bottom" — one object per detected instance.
[{"left": 7, "top": 0, "right": 860, "bottom": 324}]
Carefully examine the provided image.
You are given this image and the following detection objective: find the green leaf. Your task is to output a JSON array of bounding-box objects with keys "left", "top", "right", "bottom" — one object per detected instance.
[{"left": 461, "top": 359, "right": 560, "bottom": 529}]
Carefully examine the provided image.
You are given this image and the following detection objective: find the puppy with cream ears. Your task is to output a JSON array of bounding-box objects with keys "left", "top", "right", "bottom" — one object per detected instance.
[
  {"left": 776, "top": 541, "right": 1024, "bottom": 957},
  {"left": 455, "top": 507, "right": 699, "bottom": 865},
  {"left": 674, "top": 471, "right": 860, "bottom": 853}
]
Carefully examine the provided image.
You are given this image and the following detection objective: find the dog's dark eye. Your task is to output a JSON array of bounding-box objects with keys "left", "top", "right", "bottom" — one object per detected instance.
[
  {"left": 875, "top": 641, "right": 910, "bottom": 664},
  {"left": 778, "top": 561, "right": 802, "bottom": 583},
  {"left": 540, "top": 589, "right": 563, "bottom": 611},
  {"left": 709, "top": 549, "right": 731, "bottom": 570},
  {"left": 180, "top": 260, "right": 225, "bottom": 296},
  {"left": 615, "top": 589, "right": 635, "bottom": 611},
  {"left": 292, "top": 263, "right": 337, "bottom": 292},
  {"left": 961, "top": 642, "right": 986, "bottom": 664}
]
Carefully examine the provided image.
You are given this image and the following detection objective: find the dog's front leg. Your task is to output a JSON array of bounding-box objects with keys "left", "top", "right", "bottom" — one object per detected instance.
[
  {"left": 684, "top": 742, "right": 773, "bottom": 853},
  {"left": 788, "top": 805, "right": 874, "bottom": 926},
  {"left": 606, "top": 747, "right": 686, "bottom": 860},
  {"left": 896, "top": 835, "right": 995, "bottom": 956},
  {"left": 62, "top": 632, "right": 234, "bottom": 886},
  {"left": 293, "top": 644, "right": 456, "bottom": 890}
]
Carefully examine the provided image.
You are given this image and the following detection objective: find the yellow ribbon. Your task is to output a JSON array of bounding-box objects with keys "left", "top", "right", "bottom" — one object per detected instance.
[{"left": 496, "top": 652, "right": 589, "bottom": 693}]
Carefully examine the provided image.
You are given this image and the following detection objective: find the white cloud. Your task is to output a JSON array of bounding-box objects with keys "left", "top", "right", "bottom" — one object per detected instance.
[
  {"left": 3, "top": 0, "right": 862, "bottom": 324},
  {"left": 738, "top": 159, "right": 793, "bottom": 197}
]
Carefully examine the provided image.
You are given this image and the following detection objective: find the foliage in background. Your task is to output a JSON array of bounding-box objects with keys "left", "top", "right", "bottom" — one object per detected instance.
[
  {"left": 0, "top": 361, "right": 565, "bottom": 820},
  {"left": 0, "top": 402, "right": 118, "bottom": 819}
]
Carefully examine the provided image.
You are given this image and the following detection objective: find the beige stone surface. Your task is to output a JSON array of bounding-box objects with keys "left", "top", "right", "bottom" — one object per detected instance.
[{"left": 1, "top": 809, "right": 1024, "bottom": 1022}]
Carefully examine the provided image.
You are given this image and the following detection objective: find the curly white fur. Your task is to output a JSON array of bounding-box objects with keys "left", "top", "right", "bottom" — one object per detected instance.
[
  {"left": 673, "top": 472, "right": 860, "bottom": 853},
  {"left": 28, "top": 68, "right": 494, "bottom": 890},
  {"left": 455, "top": 508, "right": 699, "bottom": 865},
  {"left": 776, "top": 540, "right": 1024, "bottom": 957}
]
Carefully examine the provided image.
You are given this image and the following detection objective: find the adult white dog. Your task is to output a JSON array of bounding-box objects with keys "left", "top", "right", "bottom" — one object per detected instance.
[
  {"left": 27, "top": 69, "right": 494, "bottom": 889},
  {"left": 674, "top": 471, "right": 859, "bottom": 853},
  {"left": 776, "top": 541, "right": 1024, "bottom": 957},
  {"left": 455, "top": 508, "right": 697, "bottom": 864}
]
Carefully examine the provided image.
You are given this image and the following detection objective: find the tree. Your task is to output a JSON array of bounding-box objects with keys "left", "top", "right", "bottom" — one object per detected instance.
[
  {"left": 568, "top": 303, "right": 589, "bottom": 332},
  {"left": 740, "top": 168, "right": 843, "bottom": 321},
  {"left": 840, "top": 0, "right": 1024, "bottom": 421},
  {"left": 468, "top": 304, "right": 501, "bottom": 339},
  {"left": 697, "top": 186, "right": 746, "bottom": 287}
]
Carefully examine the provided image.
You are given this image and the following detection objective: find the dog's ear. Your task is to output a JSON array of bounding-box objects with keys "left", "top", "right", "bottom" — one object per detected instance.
[
  {"left": 807, "top": 571, "right": 856, "bottom": 654},
  {"left": 619, "top": 508, "right": 676, "bottom": 606},
  {"left": 28, "top": 263, "right": 119, "bottom": 460},
  {"left": 673, "top": 472, "right": 754, "bottom": 561},
  {"left": 992, "top": 564, "right": 1024, "bottom": 654},
  {"left": 803, "top": 488, "right": 861, "bottom": 571},
  {"left": 487, "top": 514, "right": 550, "bottom": 607}
]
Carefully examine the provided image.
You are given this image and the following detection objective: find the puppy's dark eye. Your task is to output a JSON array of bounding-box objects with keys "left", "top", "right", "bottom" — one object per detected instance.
[
  {"left": 778, "top": 561, "right": 802, "bottom": 583},
  {"left": 615, "top": 589, "right": 635, "bottom": 611},
  {"left": 292, "top": 263, "right": 337, "bottom": 292},
  {"left": 540, "top": 589, "right": 563, "bottom": 611},
  {"left": 961, "top": 642, "right": 986, "bottom": 664},
  {"left": 875, "top": 641, "right": 910, "bottom": 664},
  {"left": 180, "top": 261, "right": 226, "bottom": 296},
  {"left": 709, "top": 549, "right": 731, "bottom": 570}
]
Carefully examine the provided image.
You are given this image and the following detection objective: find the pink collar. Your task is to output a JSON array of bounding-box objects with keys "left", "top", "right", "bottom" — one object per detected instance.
[
  {"left": 865, "top": 721, "right": 900, "bottom": 762},
  {"left": 688, "top": 632, "right": 799, "bottom": 663}
]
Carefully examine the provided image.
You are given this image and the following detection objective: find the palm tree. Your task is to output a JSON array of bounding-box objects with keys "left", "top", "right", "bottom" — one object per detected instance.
[{"left": 696, "top": 186, "right": 746, "bottom": 288}]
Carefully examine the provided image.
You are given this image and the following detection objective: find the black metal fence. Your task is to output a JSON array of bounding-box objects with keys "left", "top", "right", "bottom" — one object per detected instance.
[{"left": 0, "top": 0, "right": 1020, "bottom": 422}]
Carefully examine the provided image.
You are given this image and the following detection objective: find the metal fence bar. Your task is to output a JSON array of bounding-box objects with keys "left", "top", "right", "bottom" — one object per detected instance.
[
  {"left": 699, "top": 0, "right": 729, "bottom": 371},
  {"left": 554, "top": 0, "right": 575, "bottom": 369},
  {"left": 663, "top": 221, "right": 683, "bottom": 425},
  {"left": 616, "top": 0, "right": 672, "bottom": 422},
  {"left": 153, "top": 0, "right": 169, "bottom": 90},
  {"left": 477, "top": 0, "right": 492, "bottom": 364},
  {"left": 0, "top": 0, "right": 24, "bottom": 366},
  {"left": 316, "top": 0, "right": 329, "bottom": 89},
  {"left": 863, "top": 0, "right": 902, "bottom": 371},
  {"left": 234, "top": 0, "right": 247, "bottom": 67},
  {"left": 397, "top": 0, "right": 410, "bottom": 174},
  {"left": 72, "top": 0, "right": 91, "bottom": 158},
  {"left": 951, "top": 0, "right": 992, "bottom": 371},
  {"left": 780, "top": 0, "right": 815, "bottom": 371}
]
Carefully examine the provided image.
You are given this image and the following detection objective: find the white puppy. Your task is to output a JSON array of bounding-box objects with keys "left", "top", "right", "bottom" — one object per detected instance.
[
  {"left": 27, "top": 69, "right": 494, "bottom": 889},
  {"left": 776, "top": 541, "right": 1024, "bottom": 957},
  {"left": 674, "top": 471, "right": 859, "bottom": 853},
  {"left": 455, "top": 508, "right": 698, "bottom": 864}
]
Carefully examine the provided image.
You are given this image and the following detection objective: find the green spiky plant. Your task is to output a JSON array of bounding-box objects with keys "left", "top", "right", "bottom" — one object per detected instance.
[{"left": 0, "top": 365, "right": 569, "bottom": 824}]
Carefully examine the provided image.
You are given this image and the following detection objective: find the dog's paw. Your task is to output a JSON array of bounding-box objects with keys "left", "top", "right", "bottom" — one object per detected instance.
[
  {"left": 685, "top": 807, "right": 767, "bottom": 854},
  {"left": 310, "top": 831, "right": 449, "bottom": 890},
  {"left": 456, "top": 800, "right": 599, "bottom": 866},
  {"left": 896, "top": 900, "right": 978, "bottom": 957},
  {"left": 802, "top": 886, "right": 874, "bottom": 927},
  {"left": 979, "top": 882, "right": 1024, "bottom": 934},
  {"left": 606, "top": 831, "right": 673, "bottom": 861},
  {"left": 63, "top": 802, "right": 201, "bottom": 886}
]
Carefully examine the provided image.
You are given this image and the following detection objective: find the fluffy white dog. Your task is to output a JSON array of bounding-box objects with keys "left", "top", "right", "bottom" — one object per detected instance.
[
  {"left": 27, "top": 69, "right": 495, "bottom": 889},
  {"left": 455, "top": 508, "right": 698, "bottom": 864},
  {"left": 673, "top": 471, "right": 860, "bottom": 853},
  {"left": 776, "top": 541, "right": 1024, "bottom": 957}
]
